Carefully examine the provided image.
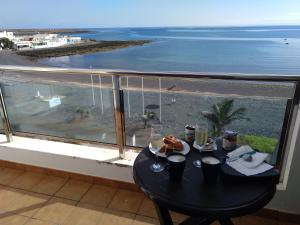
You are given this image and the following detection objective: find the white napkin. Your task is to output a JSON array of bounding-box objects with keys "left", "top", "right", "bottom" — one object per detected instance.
[
  {"left": 227, "top": 145, "right": 253, "bottom": 158},
  {"left": 226, "top": 145, "right": 273, "bottom": 176},
  {"left": 227, "top": 160, "right": 273, "bottom": 176},
  {"left": 236, "top": 152, "right": 269, "bottom": 168}
]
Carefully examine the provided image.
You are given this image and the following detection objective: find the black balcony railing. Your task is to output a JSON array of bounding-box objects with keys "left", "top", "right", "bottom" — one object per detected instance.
[{"left": 0, "top": 65, "right": 300, "bottom": 176}]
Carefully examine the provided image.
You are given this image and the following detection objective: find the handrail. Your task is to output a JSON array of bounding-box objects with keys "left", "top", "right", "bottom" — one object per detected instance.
[
  {"left": 1, "top": 65, "right": 300, "bottom": 81},
  {"left": 0, "top": 64, "right": 299, "bottom": 172}
]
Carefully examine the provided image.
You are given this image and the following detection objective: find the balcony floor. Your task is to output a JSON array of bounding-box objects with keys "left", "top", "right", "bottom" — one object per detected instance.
[{"left": 0, "top": 166, "right": 297, "bottom": 225}]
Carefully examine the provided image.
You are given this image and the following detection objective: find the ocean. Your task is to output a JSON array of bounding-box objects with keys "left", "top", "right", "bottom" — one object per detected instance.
[{"left": 38, "top": 26, "right": 300, "bottom": 74}]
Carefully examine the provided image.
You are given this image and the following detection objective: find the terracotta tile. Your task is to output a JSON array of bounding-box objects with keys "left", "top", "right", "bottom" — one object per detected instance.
[
  {"left": 5, "top": 162, "right": 25, "bottom": 171},
  {"left": 240, "top": 215, "right": 279, "bottom": 225},
  {"left": 0, "top": 213, "right": 29, "bottom": 225},
  {"left": 208, "top": 218, "right": 240, "bottom": 225},
  {"left": 80, "top": 184, "right": 117, "bottom": 207},
  {"left": 46, "top": 169, "right": 70, "bottom": 178},
  {"left": 133, "top": 215, "right": 159, "bottom": 225},
  {"left": 170, "top": 211, "right": 188, "bottom": 224},
  {"left": 55, "top": 179, "right": 92, "bottom": 201},
  {"left": 24, "top": 219, "right": 56, "bottom": 225},
  {"left": 108, "top": 189, "right": 144, "bottom": 213},
  {"left": 93, "top": 177, "right": 119, "bottom": 188},
  {"left": 137, "top": 197, "right": 157, "bottom": 218},
  {"left": 278, "top": 222, "right": 300, "bottom": 225},
  {"left": 69, "top": 173, "right": 94, "bottom": 183},
  {"left": 0, "top": 168, "right": 24, "bottom": 185},
  {"left": 0, "top": 187, "right": 25, "bottom": 212},
  {"left": 31, "top": 175, "right": 67, "bottom": 195},
  {"left": 97, "top": 208, "right": 135, "bottom": 225},
  {"left": 33, "top": 197, "right": 76, "bottom": 224},
  {"left": 9, "top": 172, "right": 46, "bottom": 190},
  {"left": 25, "top": 165, "right": 46, "bottom": 174},
  {"left": 119, "top": 182, "right": 141, "bottom": 193},
  {"left": 232, "top": 217, "right": 241, "bottom": 225},
  {"left": 6, "top": 191, "right": 50, "bottom": 217},
  {"left": 61, "top": 204, "right": 103, "bottom": 225}
]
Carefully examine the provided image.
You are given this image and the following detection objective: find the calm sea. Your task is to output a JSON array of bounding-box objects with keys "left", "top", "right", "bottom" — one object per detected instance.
[{"left": 39, "top": 26, "right": 300, "bottom": 74}]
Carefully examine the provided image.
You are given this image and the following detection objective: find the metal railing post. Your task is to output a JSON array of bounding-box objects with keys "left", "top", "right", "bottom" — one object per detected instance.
[
  {"left": 0, "top": 84, "right": 13, "bottom": 142},
  {"left": 112, "top": 75, "right": 125, "bottom": 158}
]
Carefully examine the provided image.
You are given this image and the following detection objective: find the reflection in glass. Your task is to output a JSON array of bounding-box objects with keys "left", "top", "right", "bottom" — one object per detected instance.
[{"left": 1, "top": 74, "right": 116, "bottom": 144}]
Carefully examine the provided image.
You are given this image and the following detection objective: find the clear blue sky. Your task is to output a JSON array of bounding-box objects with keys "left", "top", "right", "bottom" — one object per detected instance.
[{"left": 1, "top": 0, "right": 300, "bottom": 28}]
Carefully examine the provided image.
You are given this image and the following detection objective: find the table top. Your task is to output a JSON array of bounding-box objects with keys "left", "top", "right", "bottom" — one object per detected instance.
[{"left": 133, "top": 142, "right": 278, "bottom": 218}]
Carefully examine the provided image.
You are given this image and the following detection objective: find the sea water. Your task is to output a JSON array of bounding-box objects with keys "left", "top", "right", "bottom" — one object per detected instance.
[{"left": 38, "top": 26, "right": 300, "bottom": 74}]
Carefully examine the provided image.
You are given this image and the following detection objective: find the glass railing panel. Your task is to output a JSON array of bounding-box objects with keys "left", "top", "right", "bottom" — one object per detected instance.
[
  {"left": 122, "top": 76, "right": 295, "bottom": 165},
  {"left": 121, "top": 76, "right": 162, "bottom": 147},
  {"left": 1, "top": 71, "right": 116, "bottom": 144}
]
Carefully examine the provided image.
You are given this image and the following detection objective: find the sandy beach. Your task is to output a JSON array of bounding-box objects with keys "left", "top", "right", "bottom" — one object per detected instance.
[{"left": 0, "top": 51, "right": 293, "bottom": 98}]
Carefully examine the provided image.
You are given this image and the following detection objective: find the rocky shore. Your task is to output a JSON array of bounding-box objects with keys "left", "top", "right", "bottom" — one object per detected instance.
[{"left": 16, "top": 40, "right": 152, "bottom": 58}]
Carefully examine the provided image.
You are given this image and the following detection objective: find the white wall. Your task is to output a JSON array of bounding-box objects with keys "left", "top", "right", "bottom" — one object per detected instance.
[
  {"left": 268, "top": 130, "right": 300, "bottom": 214},
  {"left": 0, "top": 135, "right": 134, "bottom": 183}
]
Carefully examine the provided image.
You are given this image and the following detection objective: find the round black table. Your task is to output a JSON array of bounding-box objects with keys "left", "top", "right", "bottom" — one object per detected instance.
[{"left": 133, "top": 143, "right": 278, "bottom": 225}]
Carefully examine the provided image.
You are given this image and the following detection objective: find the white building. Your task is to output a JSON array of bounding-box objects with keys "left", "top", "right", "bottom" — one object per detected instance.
[
  {"left": 13, "top": 41, "right": 33, "bottom": 50},
  {"left": 30, "top": 34, "right": 82, "bottom": 49},
  {"left": 0, "top": 30, "right": 82, "bottom": 50},
  {"left": 0, "top": 31, "right": 15, "bottom": 40}
]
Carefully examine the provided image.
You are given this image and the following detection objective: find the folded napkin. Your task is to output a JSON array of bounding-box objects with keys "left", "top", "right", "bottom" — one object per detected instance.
[
  {"left": 236, "top": 152, "right": 269, "bottom": 168},
  {"left": 226, "top": 145, "right": 273, "bottom": 176},
  {"left": 227, "top": 145, "right": 253, "bottom": 159}
]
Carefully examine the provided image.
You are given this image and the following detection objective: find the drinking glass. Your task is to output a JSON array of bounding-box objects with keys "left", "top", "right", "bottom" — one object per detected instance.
[
  {"left": 193, "top": 122, "right": 209, "bottom": 168},
  {"left": 150, "top": 124, "right": 164, "bottom": 172}
]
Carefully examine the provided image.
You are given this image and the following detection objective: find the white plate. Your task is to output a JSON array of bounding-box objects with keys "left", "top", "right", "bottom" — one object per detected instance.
[
  {"left": 149, "top": 140, "right": 190, "bottom": 158},
  {"left": 193, "top": 141, "right": 217, "bottom": 152}
]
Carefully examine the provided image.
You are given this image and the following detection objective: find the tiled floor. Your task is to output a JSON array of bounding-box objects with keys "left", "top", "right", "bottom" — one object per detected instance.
[{"left": 0, "top": 167, "right": 298, "bottom": 225}]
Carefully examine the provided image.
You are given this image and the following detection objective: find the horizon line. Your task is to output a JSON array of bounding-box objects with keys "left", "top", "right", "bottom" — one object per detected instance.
[{"left": 2, "top": 24, "right": 300, "bottom": 30}]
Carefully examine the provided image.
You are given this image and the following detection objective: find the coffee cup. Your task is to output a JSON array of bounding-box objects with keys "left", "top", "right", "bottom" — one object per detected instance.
[
  {"left": 201, "top": 156, "right": 221, "bottom": 183},
  {"left": 166, "top": 153, "right": 186, "bottom": 181}
]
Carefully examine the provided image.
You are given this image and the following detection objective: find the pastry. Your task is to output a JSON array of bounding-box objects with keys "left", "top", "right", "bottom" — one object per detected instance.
[{"left": 159, "top": 135, "right": 183, "bottom": 153}]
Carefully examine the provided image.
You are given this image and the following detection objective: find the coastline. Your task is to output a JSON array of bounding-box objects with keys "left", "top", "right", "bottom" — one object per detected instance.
[
  {"left": 0, "top": 49, "right": 291, "bottom": 139},
  {"left": 0, "top": 50, "right": 292, "bottom": 99},
  {"left": 16, "top": 40, "right": 152, "bottom": 58}
]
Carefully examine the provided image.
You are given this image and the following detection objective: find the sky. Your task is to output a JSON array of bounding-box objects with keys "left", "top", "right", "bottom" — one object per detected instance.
[{"left": 1, "top": 0, "right": 300, "bottom": 28}]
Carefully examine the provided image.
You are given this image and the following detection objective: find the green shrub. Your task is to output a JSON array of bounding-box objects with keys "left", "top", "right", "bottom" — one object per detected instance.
[
  {"left": 0, "top": 38, "right": 14, "bottom": 49},
  {"left": 237, "top": 135, "right": 277, "bottom": 153}
]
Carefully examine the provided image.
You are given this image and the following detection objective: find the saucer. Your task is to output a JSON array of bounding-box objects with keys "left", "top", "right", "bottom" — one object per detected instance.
[{"left": 193, "top": 141, "right": 217, "bottom": 152}]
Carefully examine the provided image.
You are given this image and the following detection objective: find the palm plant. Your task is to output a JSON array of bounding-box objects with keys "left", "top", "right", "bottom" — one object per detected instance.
[{"left": 201, "top": 99, "right": 249, "bottom": 137}]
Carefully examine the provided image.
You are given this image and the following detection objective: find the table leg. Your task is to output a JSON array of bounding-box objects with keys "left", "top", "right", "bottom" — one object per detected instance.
[
  {"left": 180, "top": 217, "right": 216, "bottom": 225},
  {"left": 218, "top": 218, "right": 234, "bottom": 225},
  {"left": 153, "top": 201, "right": 173, "bottom": 225}
]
